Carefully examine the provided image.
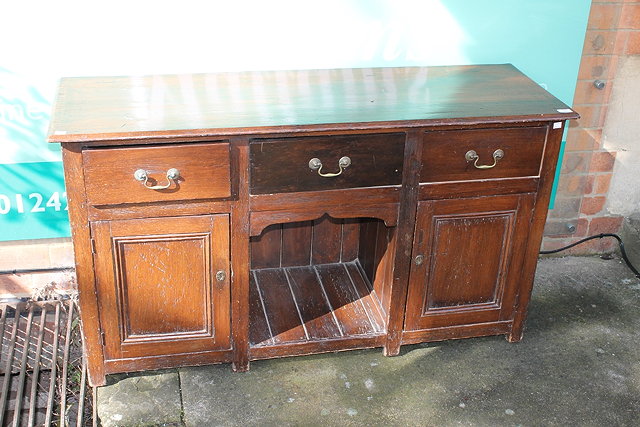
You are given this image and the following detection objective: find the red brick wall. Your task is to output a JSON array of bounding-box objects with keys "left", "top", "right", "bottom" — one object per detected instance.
[{"left": 543, "top": 0, "right": 640, "bottom": 254}]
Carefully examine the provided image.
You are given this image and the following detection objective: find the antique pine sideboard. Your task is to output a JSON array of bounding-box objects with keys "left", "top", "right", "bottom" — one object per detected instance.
[{"left": 49, "top": 65, "right": 578, "bottom": 386}]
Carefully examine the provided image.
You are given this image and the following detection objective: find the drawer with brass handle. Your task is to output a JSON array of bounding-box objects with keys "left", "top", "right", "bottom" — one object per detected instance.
[
  {"left": 249, "top": 133, "right": 405, "bottom": 194},
  {"left": 82, "top": 142, "right": 231, "bottom": 205},
  {"left": 420, "top": 126, "right": 547, "bottom": 183}
]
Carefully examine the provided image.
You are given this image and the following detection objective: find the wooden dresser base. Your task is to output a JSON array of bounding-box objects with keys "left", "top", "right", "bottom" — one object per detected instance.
[{"left": 49, "top": 65, "right": 578, "bottom": 386}]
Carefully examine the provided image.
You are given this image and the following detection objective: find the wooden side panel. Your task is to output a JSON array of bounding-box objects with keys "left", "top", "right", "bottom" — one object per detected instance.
[
  {"left": 61, "top": 144, "right": 106, "bottom": 386},
  {"left": 510, "top": 123, "right": 563, "bottom": 341},
  {"left": 404, "top": 194, "right": 534, "bottom": 331},
  {"left": 92, "top": 214, "right": 231, "bottom": 360}
]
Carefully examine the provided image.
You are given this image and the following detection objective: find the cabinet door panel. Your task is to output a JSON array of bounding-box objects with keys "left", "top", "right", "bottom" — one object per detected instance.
[
  {"left": 92, "top": 215, "right": 230, "bottom": 360},
  {"left": 404, "top": 194, "right": 534, "bottom": 331}
]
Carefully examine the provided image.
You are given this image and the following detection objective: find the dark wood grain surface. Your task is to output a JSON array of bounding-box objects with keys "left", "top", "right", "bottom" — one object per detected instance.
[
  {"left": 48, "top": 65, "right": 577, "bottom": 143},
  {"left": 420, "top": 126, "right": 547, "bottom": 182},
  {"left": 249, "top": 133, "right": 404, "bottom": 194}
]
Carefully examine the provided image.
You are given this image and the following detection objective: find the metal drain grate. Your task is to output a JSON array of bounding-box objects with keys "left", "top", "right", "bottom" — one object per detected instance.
[{"left": 0, "top": 299, "right": 93, "bottom": 426}]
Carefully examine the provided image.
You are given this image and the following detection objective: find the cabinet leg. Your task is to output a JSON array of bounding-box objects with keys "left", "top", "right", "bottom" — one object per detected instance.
[
  {"left": 87, "top": 368, "right": 107, "bottom": 387},
  {"left": 507, "top": 321, "right": 525, "bottom": 343},
  {"left": 383, "top": 341, "right": 401, "bottom": 357},
  {"left": 232, "top": 360, "right": 250, "bottom": 372}
]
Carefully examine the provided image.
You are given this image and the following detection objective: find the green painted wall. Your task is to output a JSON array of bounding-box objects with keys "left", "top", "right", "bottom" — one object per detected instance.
[{"left": 0, "top": 1, "right": 591, "bottom": 241}]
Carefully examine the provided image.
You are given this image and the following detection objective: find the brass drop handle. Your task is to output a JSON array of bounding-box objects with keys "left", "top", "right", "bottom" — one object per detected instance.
[
  {"left": 465, "top": 149, "right": 504, "bottom": 169},
  {"left": 414, "top": 255, "right": 425, "bottom": 266},
  {"left": 309, "top": 156, "right": 351, "bottom": 177},
  {"left": 133, "top": 168, "right": 180, "bottom": 190}
]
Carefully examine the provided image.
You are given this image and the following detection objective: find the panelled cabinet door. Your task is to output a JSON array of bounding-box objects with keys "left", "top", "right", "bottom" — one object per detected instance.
[
  {"left": 91, "top": 215, "right": 231, "bottom": 360},
  {"left": 404, "top": 194, "right": 534, "bottom": 331}
]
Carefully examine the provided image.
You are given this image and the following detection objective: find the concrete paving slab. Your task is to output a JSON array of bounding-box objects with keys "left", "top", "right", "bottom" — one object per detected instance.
[
  {"left": 98, "top": 256, "right": 640, "bottom": 426},
  {"left": 96, "top": 370, "right": 183, "bottom": 426}
]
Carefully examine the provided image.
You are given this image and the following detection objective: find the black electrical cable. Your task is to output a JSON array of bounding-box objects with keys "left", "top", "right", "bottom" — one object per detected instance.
[{"left": 540, "top": 233, "right": 640, "bottom": 278}]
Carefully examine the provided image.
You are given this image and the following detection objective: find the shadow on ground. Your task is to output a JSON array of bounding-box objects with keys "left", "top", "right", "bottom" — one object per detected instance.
[{"left": 97, "top": 256, "right": 640, "bottom": 426}]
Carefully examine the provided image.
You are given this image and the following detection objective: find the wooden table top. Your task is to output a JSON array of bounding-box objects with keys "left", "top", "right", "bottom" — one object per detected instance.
[{"left": 48, "top": 64, "right": 578, "bottom": 143}]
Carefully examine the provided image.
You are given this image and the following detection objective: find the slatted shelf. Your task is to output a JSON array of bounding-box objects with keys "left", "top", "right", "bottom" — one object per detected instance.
[{"left": 249, "top": 261, "right": 386, "bottom": 354}]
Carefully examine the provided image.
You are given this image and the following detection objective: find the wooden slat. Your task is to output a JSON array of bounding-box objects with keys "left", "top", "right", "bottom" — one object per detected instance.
[
  {"left": 372, "top": 223, "right": 393, "bottom": 311},
  {"left": 311, "top": 216, "right": 343, "bottom": 265},
  {"left": 510, "top": 124, "right": 564, "bottom": 341},
  {"left": 253, "top": 269, "right": 307, "bottom": 344},
  {"left": 285, "top": 267, "right": 342, "bottom": 340},
  {"left": 340, "top": 219, "right": 360, "bottom": 262},
  {"left": 281, "top": 222, "right": 312, "bottom": 267},
  {"left": 249, "top": 272, "right": 273, "bottom": 346},
  {"left": 358, "top": 220, "right": 379, "bottom": 284},
  {"left": 314, "top": 264, "right": 376, "bottom": 336},
  {"left": 250, "top": 224, "right": 282, "bottom": 269},
  {"left": 248, "top": 262, "right": 387, "bottom": 355},
  {"left": 346, "top": 263, "right": 385, "bottom": 331}
]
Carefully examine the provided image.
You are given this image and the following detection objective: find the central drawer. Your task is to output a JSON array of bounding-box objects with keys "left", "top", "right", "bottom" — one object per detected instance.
[{"left": 249, "top": 133, "right": 405, "bottom": 194}]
